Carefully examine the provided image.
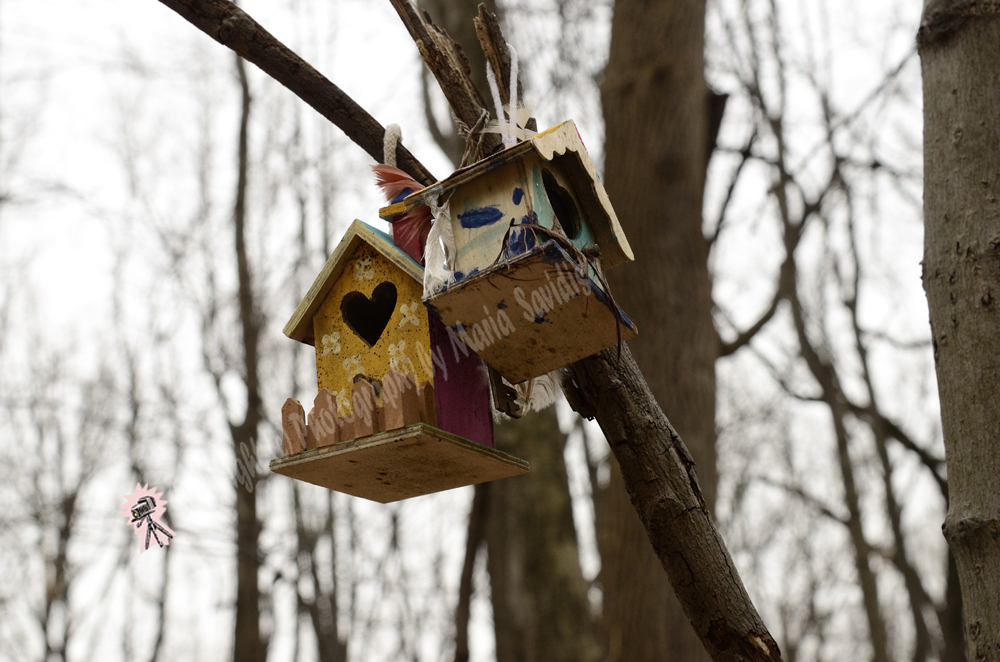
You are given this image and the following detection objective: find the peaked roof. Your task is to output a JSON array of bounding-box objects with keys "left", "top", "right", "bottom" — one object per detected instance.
[
  {"left": 378, "top": 120, "right": 634, "bottom": 269},
  {"left": 284, "top": 219, "right": 423, "bottom": 346}
]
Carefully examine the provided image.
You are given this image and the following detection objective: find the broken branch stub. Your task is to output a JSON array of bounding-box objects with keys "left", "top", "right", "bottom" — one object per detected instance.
[{"left": 388, "top": 0, "right": 503, "bottom": 157}]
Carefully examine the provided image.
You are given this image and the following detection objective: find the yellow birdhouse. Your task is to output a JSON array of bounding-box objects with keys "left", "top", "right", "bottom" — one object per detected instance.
[
  {"left": 379, "top": 120, "right": 637, "bottom": 383},
  {"left": 270, "top": 220, "right": 527, "bottom": 503}
]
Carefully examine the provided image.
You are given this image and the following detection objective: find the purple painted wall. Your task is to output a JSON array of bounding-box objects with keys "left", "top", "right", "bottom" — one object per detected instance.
[{"left": 429, "top": 316, "right": 495, "bottom": 448}]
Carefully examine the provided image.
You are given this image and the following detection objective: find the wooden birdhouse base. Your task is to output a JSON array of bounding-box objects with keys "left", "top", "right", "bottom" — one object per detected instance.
[
  {"left": 269, "top": 423, "right": 528, "bottom": 503},
  {"left": 426, "top": 240, "right": 637, "bottom": 384}
]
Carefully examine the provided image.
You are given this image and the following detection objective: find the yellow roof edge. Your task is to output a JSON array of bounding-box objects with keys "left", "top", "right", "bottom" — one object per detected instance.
[{"left": 283, "top": 220, "right": 424, "bottom": 345}]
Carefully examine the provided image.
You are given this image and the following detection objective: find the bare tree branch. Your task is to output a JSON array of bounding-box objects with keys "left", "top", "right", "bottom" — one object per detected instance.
[
  {"left": 563, "top": 346, "right": 784, "bottom": 662},
  {"left": 387, "top": 0, "right": 502, "bottom": 156},
  {"left": 155, "top": 0, "right": 437, "bottom": 186}
]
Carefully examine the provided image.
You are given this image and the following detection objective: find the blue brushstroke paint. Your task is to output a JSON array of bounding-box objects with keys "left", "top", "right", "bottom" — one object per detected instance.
[
  {"left": 512, "top": 187, "right": 524, "bottom": 205},
  {"left": 453, "top": 267, "right": 479, "bottom": 283},
  {"left": 391, "top": 187, "right": 414, "bottom": 204},
  {"left": 507, "top": 227, "right": 537, "bottom": 255},
  {"left": 424, "top": 302, "right": 445, "bottom": 322},
  {"left": 496, "top": 299, "right": 508, "bottom": 310},
  {"left": 458, "top": 206, "right": 504, "bottom": 229}
]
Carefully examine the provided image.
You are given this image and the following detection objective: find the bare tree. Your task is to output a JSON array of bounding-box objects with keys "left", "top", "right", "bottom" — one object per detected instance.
[
  {"left": 707, "top": 0, "right": 957, "bottom": 660},
  {"left": 0, "top": 348, "right": 120, "bottom": 662}
]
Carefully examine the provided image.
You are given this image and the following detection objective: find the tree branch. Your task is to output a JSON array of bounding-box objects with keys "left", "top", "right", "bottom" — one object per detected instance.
[
  {"left": 563, "top": 346, "right": 783, "bottom": 662},
  {"left": 155, "top": 0, "right": 437, "bottom": 186},
  {"left": 387, "top": 0, "right": 502, "bottom": 156},
  {"left": 718, "top": 292, "right": 782, "bottom": 357}
]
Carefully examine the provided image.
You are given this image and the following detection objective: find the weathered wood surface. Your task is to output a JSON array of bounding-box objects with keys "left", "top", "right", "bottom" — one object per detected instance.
[
  {"left": 313, "top": 388, "right": 340, "bottom": 447},
  {"left": 155, "top": 0, "right": 435, "bottom": 186},
  {"left": 282, "top": 376, "right": 433, "bottom": 458},
  {"left": 563, "top": 345, "right": 783, "bottom": 662},
  {"left": 387, "top": 0, "right": 503, "bottom": 157},
  {"left": 473, "top": 6, "right": 523, "bottom": 122},
  {"left": 382, "top": 370, "right": 421, "bottom": 431},
  {"left": 269, "top": 422, "right": 528, "bottom": 503},
  {"left": 427, "top": 240, "right": 637, "bottom": 383},
  {"left": 281, "top": 398, "right": 306, "bottom": 455},
  {"left": 919, "top": 4, "right": 1000, "bottom": 659}
]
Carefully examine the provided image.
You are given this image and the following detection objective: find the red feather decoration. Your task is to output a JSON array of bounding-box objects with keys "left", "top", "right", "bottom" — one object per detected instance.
[{"left": 372, "top": 164, "right": 433, "bottom": 265}]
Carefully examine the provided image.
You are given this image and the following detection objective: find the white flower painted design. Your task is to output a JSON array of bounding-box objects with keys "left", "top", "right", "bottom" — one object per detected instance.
[
  {"left": 397, "top": 301, "right": 420, "bottom": 328},
  {"left": 388, "top": 340, "right": 416, "bottom": 375},
  {"left": 321, "top": 332, "right": 341, "bottom": 356},
  {"left": 334, "top": 387, "right": 350, "bottom": 416},
  {"left": 342, "top": 354, "right": 364, "bottom": 381},
  {"left": 354, "top": 256, "right": 374, "bottom": 281}
]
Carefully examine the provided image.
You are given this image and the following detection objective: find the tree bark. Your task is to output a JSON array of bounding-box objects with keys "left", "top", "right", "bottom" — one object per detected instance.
[
  {"left": 389, "top": 0, "right": 502, "bottom": 157},
  {"left": 418, "top": 0, "right": 499, "bottom": 162},
  {"left": 599, "top": 0, "right": 718, "bottom": 658},
  {"left": 919, "top": 2, "right": 1000, "bottom": 660},
  {"left": 563, "top": 346, "right": 782, "bottom": 662}
]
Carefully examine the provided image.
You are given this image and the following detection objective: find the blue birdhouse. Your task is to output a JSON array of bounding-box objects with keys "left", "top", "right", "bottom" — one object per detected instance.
[{"left": 379, "top": 120, "right": 637, "bottom": 383}]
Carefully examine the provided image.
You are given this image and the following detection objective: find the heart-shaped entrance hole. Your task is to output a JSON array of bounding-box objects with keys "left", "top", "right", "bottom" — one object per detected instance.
[{"left": 341, "top": 282, "right": 398, "bottom": 347}]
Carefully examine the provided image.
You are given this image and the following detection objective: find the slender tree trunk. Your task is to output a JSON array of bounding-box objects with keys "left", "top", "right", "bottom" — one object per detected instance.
[
  {"left": 786, "top": 285, "right": 891, "bottom": 662},
  {"left": 231, "top": 54, "right": 266, "bottom": 662},
  {"left": 600, "top": 0, "right": 717, "bottom": 658},
  {"left": 919, "top": 3, "right": 1000, "bottom": 660}
]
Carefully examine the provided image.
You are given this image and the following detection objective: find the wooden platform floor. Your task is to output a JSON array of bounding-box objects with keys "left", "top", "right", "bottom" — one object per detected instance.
[{"left": 269, "top": 423, "right": 528, "bottom": 503}]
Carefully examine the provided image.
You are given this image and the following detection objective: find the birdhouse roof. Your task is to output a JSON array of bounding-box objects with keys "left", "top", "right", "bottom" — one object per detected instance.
[
  {"left": 378, "top": 120, "right": 634, "bottom": 269},
  {"left": 284, "top": 219, "right": 423, "bottom": 346}
]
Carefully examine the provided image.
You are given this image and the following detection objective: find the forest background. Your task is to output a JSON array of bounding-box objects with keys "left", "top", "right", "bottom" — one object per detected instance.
[{"left": 0, "top": 0, "right": 945, "bottom": 661}]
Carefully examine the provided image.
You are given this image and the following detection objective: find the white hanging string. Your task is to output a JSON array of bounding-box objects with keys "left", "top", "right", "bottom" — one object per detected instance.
[
  {"left": 422, "top": 196, "right": 456, "bottom": 297},
  {"left": 383, "top": 123, "right": 402, "bottom": 167},
  {"left": 486, "top": 64, "right": 513, "bottom": 149},
  {"left": 507, "top": 43, "right": 519, "bottom": 130}
]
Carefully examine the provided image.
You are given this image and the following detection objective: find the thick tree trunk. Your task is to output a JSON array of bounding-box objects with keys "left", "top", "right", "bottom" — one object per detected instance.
[
  {"left": 919, "top": 3, "right": 1000, "bottom": 660},
  {"left": 487, "top": 408, "right": 602, "bottom": 662},
  {"left": 600, "top": 0, "right": 717, "bottom": 658}
]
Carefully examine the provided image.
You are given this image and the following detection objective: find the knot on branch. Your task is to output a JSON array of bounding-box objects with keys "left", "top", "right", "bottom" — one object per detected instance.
[
  {"left": 219, "top": 9, "right": 256, "bottom": 46},
  {"left": 942, "top": 511, "right": 1000, "bottom": 545}
]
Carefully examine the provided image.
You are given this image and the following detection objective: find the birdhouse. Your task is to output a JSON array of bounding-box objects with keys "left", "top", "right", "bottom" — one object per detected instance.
[
  {"left": 379, "top": 120, "right": 637, "bottom": 384},
  {"left": 270, "top": 220, "right": 528, "bottom": 503}
]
